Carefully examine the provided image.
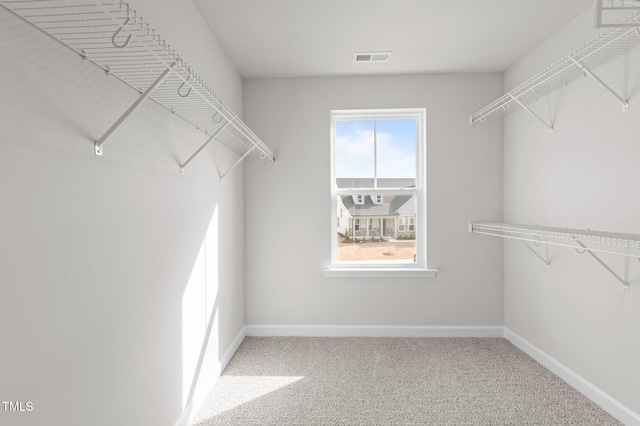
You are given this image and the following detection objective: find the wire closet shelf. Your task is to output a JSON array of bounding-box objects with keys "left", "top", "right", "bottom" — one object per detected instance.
[
  {"left": 469, "top": 9, "right": 640, "bottom": 129},
  {"left": 0, "top": 0, "right": 275, "bottom": 177},
  {"left": 469, "top": 222, "right": 640, "bottom": 292}
]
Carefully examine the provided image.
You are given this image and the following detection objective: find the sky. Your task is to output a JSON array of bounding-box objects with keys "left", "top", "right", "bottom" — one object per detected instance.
[{"left": 334, "top": 119, "right": 417, "bottom": 180}]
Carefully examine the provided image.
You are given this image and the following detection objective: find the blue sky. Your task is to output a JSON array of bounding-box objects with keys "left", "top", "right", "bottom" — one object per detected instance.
[{"left": 335, "top": 119, "right": 416, "bottom": 179}]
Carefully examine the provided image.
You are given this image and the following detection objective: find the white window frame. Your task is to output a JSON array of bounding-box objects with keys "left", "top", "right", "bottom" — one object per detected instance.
[{"left": 327, "top": 108, "right": 436, "bottom": 277}]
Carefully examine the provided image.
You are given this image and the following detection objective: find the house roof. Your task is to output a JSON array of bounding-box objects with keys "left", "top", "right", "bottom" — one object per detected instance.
[{"left": 341, "top": 194, "right": 414, "bottom": 217}]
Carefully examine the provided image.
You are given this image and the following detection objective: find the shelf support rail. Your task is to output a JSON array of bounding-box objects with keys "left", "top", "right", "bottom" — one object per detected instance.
[
  {"left": 575, "top": 240, "right": 629, "bottom": 292},
  {"left": 570, "top": 56, "right": 629, "bottom": 111},
  {"left": 95, "top": 61, "right": 177, "bottom": 156},
  {"left": 507, "top": 93, "right": 554, "bottom": 135}
]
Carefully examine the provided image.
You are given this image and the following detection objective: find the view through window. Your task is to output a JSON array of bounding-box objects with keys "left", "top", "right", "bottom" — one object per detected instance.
[{"left": 331, "top": 109, "right": 426, "bottom": 267}]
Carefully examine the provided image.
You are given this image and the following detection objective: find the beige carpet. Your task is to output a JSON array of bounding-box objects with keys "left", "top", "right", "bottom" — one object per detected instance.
[{"left": 191, "top": 337, "right": 621, "bottom": 425}]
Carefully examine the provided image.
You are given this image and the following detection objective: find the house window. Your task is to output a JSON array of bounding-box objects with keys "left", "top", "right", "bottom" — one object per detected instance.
[{"left": 330, "top": 108, "right": 426, "bottom": 268}]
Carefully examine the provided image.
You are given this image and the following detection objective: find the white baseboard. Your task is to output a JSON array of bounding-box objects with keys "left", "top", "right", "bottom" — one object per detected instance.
[
  {"left": 173, "top": 325, "right": 247, "bottom": 426},
  {"left": 504, "top": 327, "right": 640, "bottom": 426},
  {"left": 218, "top": 325, "right": 247, "bottom": 373},
  {"left": 245, "top": 324, "right": 504, "bottom": 338}
]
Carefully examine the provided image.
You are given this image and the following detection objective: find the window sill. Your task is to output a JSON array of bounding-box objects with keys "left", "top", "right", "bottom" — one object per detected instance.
[{"left": 323, "top": 268, "right": 439, "bottom": 278}]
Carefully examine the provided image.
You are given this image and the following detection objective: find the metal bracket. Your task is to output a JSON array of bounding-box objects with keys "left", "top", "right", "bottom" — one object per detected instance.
[
  {"left": 575, "top": 240, "right": 629, "bottom": 292},
  {"left": 570, "top": 56, "right": 629, "bottom": 111},
  {"left": 519, "top": 240, "right": 551, "bottom": 268},
  {"left": 219, "top": 146, "right": 256, "bottom": 182},
  {"left": 94, "top": 61, "right": 177, "bottom": 156},
  {"left": 179, "top": 119, "right": 233, "bottom": 174},
  {"left": 508, "top": 94, "right": 554, "bottom": 135}
]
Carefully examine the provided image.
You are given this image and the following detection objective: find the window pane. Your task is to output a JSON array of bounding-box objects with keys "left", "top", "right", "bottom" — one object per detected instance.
[
  {"left": 335, "top": 120, "right": 374, "bottom": 188},
  {"left": 335, "top": 118, "right": 417, "bottom": 189},
  {"left": 375, "top": 119, "right": 416, "bottom": 181},
  {"left": 336, "top": 195, "right": 416, "bottom": 263}
]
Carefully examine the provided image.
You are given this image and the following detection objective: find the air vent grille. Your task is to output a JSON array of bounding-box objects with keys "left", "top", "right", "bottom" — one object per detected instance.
[{"left": 353, "top": 51, "right": 392, "bottom": 63}]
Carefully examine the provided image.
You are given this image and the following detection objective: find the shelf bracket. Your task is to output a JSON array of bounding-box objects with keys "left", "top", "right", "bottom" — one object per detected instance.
[
  {"left": 519, "top": 239, "right": 551, "bottom": 267},
  {"left": 507, "top": 94, "right": 554, "bottom": 135},
  {"left": 180, "top": 118, "right": 233, "bottom": 174},
  {"left": 95, "top": 61, "right": 177, "bottom": 156},
  {"left": 575, "top": 240, "right": 629, "bottom": 292},
  {"left": 219, "top": 145, "right": 256, "bottom": 182},
  {"left": 570, "top": 56, "right": 629, "bottom": 111}
]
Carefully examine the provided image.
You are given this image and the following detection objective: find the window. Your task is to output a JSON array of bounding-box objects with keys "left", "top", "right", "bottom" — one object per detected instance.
[{"left": 330, "top": 108, "right": 426, "bottom": 269}]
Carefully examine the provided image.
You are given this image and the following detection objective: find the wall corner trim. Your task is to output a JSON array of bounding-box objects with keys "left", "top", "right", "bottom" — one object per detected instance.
[
  {"left": 504, "top": 327, "right": 640, "bottom": 426},
  {"left": 172, "top": 325, "right": 247, "bottom": 426},
  {"left": 245, "top": 324, "right": 504, "bottom": 338}
]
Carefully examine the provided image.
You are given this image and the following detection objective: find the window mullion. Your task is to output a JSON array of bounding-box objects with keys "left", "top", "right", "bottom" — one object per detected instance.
[{"left": 373, "top": 119, "right": 377, "bottom": 189}]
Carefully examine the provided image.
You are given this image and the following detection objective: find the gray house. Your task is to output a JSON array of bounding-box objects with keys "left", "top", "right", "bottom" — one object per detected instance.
[
  {"left": 340, "top": 194, "right": 416, "bottom": 240},
  {"left": 336, "top": 178, "right": 417, "bottom": 241}
]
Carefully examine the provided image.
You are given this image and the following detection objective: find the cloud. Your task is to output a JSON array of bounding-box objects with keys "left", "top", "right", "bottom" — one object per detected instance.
[
  {"left": 335, "top": 126, "right": 374, "bottom": 178},
  {"left": 335, "top": 122, "right": 416, "bottom": 179}
]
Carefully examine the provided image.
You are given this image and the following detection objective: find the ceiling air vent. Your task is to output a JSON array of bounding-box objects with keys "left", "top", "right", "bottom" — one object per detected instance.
[{"left": 353, "top": 51, "right": 392, "bottom": 63}]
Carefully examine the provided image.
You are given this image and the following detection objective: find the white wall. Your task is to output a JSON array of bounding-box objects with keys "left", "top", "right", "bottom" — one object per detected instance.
[
  {"left": 243, "top": 74, "right": 504, "bottom": 326},
  {"left": 504, "top": 8, "right": 640, "bottom": 416},
  {"left": 0, "top": 1, "right": 244, "bottom": 425}
]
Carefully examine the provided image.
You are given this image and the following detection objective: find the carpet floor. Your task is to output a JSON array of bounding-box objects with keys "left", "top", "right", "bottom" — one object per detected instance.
[{"left": 191, "top": 337, "right": 621, "bottom": 425}]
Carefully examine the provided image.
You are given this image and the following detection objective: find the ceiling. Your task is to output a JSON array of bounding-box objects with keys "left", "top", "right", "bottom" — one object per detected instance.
[{"left": 193, "top": 0, "right": 594, "bottom": 79}]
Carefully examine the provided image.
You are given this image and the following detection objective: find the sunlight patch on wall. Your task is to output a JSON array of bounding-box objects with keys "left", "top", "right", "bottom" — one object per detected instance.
[{"left": 181, "top": 207, "right": 220, "bottom": 408}]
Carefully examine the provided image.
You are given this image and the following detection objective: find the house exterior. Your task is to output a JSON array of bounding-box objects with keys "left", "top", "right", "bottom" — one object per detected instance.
[
  {"left": 335, "top": 178, "right": 417, "bottom": 241},
  {"left": 340, "top": 194, "right": 416, "bottom": 241}
]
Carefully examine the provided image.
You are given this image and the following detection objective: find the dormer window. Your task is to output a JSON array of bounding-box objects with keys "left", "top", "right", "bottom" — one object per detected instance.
[
  {"left": 372, "top": 195, "right": 383, "bottom": 204},
  {"left": 353, "top": 195, "right": 364, "bottom": 205}
]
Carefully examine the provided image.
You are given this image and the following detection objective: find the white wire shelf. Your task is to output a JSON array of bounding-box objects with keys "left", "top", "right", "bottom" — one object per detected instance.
[
  {"left": 470, "top": 10, "right": 640, "bottom": 131},
  {"left": 469, "top": 222, "right": 640, "bottom": 292},
  {"left": 0, "top": 0, "right": 275, "bottom": 178}
]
